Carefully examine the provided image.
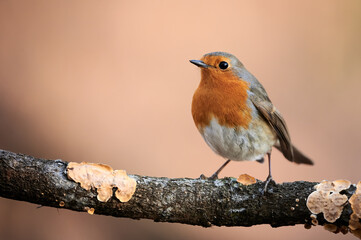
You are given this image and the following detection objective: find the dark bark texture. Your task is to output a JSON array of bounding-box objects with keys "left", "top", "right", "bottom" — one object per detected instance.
[{"left": 0, "top": 149, "right": 354, "bottom": 228}]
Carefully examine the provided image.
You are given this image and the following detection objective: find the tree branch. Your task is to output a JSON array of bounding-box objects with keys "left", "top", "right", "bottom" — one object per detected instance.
[{"left": 0, "top": 149, "right": 354, "bottom": 228}]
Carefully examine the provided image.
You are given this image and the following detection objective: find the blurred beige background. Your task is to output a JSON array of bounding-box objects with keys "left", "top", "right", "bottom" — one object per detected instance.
[{"left": 1, "top": 0, "right": 361, "bottom": 239}]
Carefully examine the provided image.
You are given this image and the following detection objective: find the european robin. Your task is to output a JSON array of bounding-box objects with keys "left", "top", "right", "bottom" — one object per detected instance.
[{"left": 190, "top": 52, "right": 313, "bottom": 191}]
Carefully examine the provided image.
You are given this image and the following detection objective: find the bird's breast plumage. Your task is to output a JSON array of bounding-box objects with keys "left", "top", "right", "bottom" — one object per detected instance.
[{"left": 191, "top": 71, "right": 252, "bottom": 130}]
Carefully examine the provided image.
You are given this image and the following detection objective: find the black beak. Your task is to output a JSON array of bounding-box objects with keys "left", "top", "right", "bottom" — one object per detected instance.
[{"left": 189, "top": 60, "right": 211, "bottom": 68}]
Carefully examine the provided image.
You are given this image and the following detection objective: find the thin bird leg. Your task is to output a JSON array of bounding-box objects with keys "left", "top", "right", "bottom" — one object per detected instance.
[
  {"left": 263, "top": 152, "right": 273, "bottom": 193},
  {"left": 208, "top": 159, "right": 231, "bottom": 180}
]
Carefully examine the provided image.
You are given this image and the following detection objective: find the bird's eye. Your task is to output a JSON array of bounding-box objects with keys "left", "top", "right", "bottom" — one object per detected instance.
[{"left": 219, "top": 61, "right": 228, "bottom": 70}]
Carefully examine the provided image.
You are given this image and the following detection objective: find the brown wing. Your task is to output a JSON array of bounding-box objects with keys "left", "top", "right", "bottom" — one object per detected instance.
[
  {"left": 251, "top": 97, "right": 294, "bottom": 161},
  {"left": 251, "top": 97, "right": 313, "bottom": 165}
]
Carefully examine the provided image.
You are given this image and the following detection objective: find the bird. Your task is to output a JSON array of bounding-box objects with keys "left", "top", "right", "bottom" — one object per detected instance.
[{"left": 190, "top": 52, "right": 313, "bottom": 192}]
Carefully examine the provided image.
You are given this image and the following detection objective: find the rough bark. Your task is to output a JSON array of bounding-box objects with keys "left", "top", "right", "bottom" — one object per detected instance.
[{"left": 0, "top": 149, "right": 354, "bottom": 228}]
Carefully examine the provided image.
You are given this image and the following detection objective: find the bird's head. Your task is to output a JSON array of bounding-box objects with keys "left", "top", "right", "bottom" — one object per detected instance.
[{"left": 190, "top": 52, "right": 244, "bottom": 84}]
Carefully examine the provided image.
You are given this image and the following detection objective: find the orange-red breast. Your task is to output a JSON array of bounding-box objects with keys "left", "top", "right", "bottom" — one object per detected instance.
[{"left": 190, "top": 52, "right": 313, "bottom": 190}]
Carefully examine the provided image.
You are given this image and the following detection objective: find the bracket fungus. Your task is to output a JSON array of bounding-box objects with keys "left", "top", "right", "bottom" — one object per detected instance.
[
  {"left": 349, "top": 181, "right": 361, "bottom": 237},
  {"left": 67, "top": 162, "right": 136, "bottom": 202},
  {"left": 323, "top": 223, "right": 338, "bottom": 233},
  {"left": 306, "top": 180, "right": 351, "bottom": 223},
  {"left": 350, "top": 181, "right": 361, "bottom": 219},
  {"left": 84, "top": 207, "right": 95, "bottom": 215},
  {"left": 237, "top": 174, "right": 257, "bottom": 186},
  {"left": 310, "top": 214, "right": 318, "bottom": 226}
]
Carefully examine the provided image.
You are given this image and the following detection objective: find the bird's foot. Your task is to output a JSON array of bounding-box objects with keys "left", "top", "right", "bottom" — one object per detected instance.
[
  {"left": 199, "top": 159, "right": 230, "bottom": 180},
  {"left": 261, "top": 175, "right": 275, "bottom": 195},
  {"left": 199, "top": 173, "right": 218, "bottom": 180},
  {"left": 209, "top": 172, "right": 219, "bottom": 180},
  {"left": 199, "top": 174, "right": 207, "bottom": 180}
]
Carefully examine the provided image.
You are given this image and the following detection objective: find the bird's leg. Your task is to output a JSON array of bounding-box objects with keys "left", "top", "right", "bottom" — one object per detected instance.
[
  {"left": 200, "top": 159, "right": 231, "bottom": 180},
  {"left": 262, "top": 152, "right": 274, "bottom": 194},
  {"left": 209, "top": 159, "right": 231, "bottom": 179}
]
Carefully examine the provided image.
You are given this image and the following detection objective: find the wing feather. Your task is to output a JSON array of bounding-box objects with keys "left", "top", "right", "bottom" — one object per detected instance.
[{"left": 250, "top": 97, "right": 294, "bottom": 161}]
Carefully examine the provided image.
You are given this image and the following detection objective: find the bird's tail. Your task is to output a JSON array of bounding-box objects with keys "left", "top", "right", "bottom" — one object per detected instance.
[{"left": 291, "top": 145, "right": 313, "bottom": 165}]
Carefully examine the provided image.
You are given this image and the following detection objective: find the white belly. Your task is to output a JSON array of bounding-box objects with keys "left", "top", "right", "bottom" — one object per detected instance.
[{"left": 200, "top": 117, "right": 276, "bottom": 161}]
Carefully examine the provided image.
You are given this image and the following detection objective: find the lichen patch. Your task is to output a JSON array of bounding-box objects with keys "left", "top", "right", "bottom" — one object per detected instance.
[{"left": 67, "top": 162, "right": 137, "bottom": 203}]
